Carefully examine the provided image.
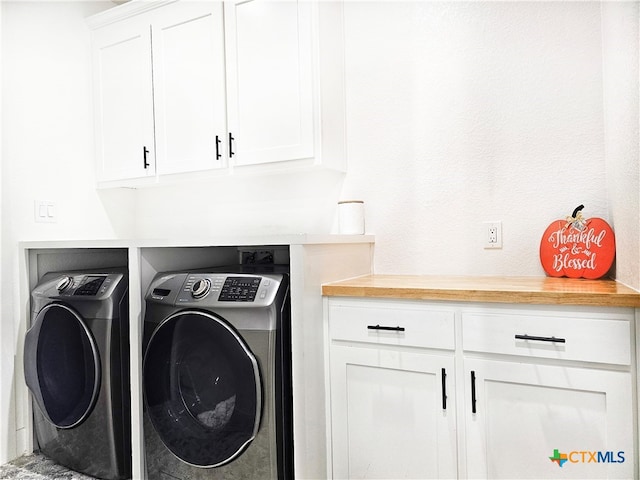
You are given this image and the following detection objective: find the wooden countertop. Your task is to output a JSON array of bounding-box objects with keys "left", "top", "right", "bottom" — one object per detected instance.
[{"left": 322, "top": 275, "right": 640, "bottom": 308}]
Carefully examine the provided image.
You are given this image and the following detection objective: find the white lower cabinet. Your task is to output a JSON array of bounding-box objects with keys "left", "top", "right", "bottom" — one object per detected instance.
[
  {"left": 330, "top": 347, "right": 457, "bottom": 479},
  {"left": 327, "top": 299, "right": 458, "bottom": 479},
  {"left": 326, "top": 298, "right": 637, "bottom": 480},
  {"left": 463, "top": 359, "right": 633, "bottom": 479},
  {"left": 462, "top": 308, "right": 635, "bottom": 479}
]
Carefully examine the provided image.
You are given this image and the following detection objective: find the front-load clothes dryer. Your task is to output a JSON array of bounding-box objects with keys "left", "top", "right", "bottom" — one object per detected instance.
[
  {"left": 23, "top": 270, "right": 131, "bottom": 480},
  {"left": 142, "top": 269, "right": 293, "bottom": 480}
]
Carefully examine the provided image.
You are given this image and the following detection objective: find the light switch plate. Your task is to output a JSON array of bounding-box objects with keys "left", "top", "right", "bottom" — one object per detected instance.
[{"left": 34, "top": 200, "right": 57, "bottom": 223}]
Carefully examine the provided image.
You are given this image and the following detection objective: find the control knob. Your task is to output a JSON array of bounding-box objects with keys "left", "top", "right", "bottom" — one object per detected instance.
[
  {"left": 56, "top": 276, "right": 73, "bottom": 293},
  {"left": 191, "top": 278, "right": 211, "bottom": 299}
]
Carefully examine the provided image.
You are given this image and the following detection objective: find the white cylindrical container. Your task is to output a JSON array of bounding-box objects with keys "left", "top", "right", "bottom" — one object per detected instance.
[{"left": 338, "top": 200, "right": 365, "bottom": 234}]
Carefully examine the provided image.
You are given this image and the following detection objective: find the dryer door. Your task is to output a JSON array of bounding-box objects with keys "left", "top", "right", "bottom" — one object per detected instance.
[
  {"left": 23, "top": 303, "right": 101, "bottom": 428},
  {"left": 143, "top": 310, "right": 261, "bottom": 468}
]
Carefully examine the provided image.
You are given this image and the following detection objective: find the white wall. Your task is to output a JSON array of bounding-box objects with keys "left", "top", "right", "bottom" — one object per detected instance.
[
  {"left": 601, "top": 2, "right": 640, "bottom": 290},
  {"left": 340, "top": 1, "right": 611, "bottom": 276},
  {"left": 0, "top": 1, "right": 6, "bottom": 465},
  {"left": 2, "top": 1, "right": 133, "bottom": 244}
]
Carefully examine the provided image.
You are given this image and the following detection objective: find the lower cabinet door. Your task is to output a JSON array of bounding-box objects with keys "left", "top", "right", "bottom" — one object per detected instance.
[
  {"left": 463, "top": 359, "right": 634, "bottom": 479},
  {"left": 330, "top": 346, "right": 457, "bottom": 479}
]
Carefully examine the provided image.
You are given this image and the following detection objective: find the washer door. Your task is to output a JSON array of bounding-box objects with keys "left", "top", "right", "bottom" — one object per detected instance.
[
  {"left": 143, "top": 310, "right": 262, "bottom": 468},
  {"left": 23, "top": 303, "right": 101, "bottom": 429}
]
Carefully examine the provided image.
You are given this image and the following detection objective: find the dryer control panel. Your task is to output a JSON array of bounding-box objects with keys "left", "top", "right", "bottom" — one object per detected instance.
[{"left": 147, "top": 272, "right": 285, "bottom": 308}]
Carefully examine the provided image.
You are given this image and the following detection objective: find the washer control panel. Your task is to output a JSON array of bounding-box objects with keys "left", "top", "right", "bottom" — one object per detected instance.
[
  {"left": 34, "top": 272, "right": 124, "bottom": 299},
  {"left": 219, "top": 276, "right": 261, "bottom": 302},
  {"left": 148, "top": 272, "right": 284, "bottom": 307},
  {"left": 73, "top": 276, "right": 107, "bottom": 296}
]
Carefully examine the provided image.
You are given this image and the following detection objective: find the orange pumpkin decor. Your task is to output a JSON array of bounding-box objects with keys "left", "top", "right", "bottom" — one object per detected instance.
[{"left": 539, "top": 205, "right": 615, "bottom": 279}]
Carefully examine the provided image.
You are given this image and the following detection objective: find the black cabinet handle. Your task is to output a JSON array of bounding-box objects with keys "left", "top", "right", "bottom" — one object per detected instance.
[
  {"left": 143, "top": 146, "right": 150, "bottom": 169},
  {"left": 441, "top": 368, "right": 447, "bottom": 410},
  {"left": 367, "top": 324, "right": 405, "bottom": 332},
  {"left": 215, "top": 135, "right": 222, "bottom": 160},
  {"left": 229, "top": 132, "right": 235, "bottom": 157},
  {"left": 471, "top": 371, "right": 477, "bottom": 414},
  {"left": 515, "top": 334, "right": 566, "bottom": 344}
]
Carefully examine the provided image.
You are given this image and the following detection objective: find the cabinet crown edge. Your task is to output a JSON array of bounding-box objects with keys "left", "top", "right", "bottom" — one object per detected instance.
[{"left": 86, "top": 0, "right": 178, "bottom": 29}]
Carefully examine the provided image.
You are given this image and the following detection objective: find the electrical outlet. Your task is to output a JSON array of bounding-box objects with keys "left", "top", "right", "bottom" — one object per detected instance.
[
  {"left": 240, "top": 249, "right": 275, "bottom": 265},
  {"left": 483, "top": 221, "right": 502, "bottom": 249}
]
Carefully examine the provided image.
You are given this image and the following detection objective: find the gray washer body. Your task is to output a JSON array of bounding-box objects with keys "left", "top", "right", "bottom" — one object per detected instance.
[
  {"left": 142, "top": 268, "right": 292, "bottom": 480},
  {"left": 24, "top": 270, "right": 131, "bottom": 480}
]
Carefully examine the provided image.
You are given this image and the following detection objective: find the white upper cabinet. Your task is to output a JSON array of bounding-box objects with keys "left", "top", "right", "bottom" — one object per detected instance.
[
  {"left": 88, "top": 0, "right": 346, "bottom": 187},
  {"left": 224, "top": 0, "right": 314, "bottom": 167},
  {"left": 152, "top": 2, "right": 228, "bottom": 175},
  {"left": 92, "top": 14, "right": 155, "bottom": 182}
]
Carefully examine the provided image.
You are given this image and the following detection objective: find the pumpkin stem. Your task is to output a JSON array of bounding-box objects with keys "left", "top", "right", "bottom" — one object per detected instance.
[{"left": 571, "top": 205, "right": 585, "bottom": 219}]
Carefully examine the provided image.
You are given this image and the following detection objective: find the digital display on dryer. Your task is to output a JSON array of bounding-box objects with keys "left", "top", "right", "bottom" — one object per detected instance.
[{"left": 219, "top": 277, "right": 261, "bottom": 302}]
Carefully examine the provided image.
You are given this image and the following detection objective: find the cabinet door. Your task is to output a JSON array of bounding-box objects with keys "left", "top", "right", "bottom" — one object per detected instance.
[
  {"left": 224, "top": 0, "right": 314, "bottom": 167},
  {"left": 92, "top": 16, "right": 155, "bottom": 182},
  {"left": 152, "top": 2, "right": 227, "bottom": 175},
  {"left": 330, "top": 346, "right": 457, "bottom": 479},
  {"left": 464, "top": 359, "right": 634, "bottom": 479}
]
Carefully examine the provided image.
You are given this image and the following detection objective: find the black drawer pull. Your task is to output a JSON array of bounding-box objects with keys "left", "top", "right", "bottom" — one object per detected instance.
[
  {"left": 515, "top": 334, "right": 566, "bottom": 344},
  {"left": 367, "top": 324, "right": 405, "bottom": 332},
  {"left": 215, "top": 135, "right": 222, "bottom": 160},
  {"left": 229, "top": 132, "right": 235, "bottom": 157},
  {"left": 143, "top": 146, "right": 150, "bottom": 169},
  {"left": 441, "top": 368, "right": 447, "bottom": 410},
  {"left": 471, "top": 370, "right": 477, "bottom": 414}
]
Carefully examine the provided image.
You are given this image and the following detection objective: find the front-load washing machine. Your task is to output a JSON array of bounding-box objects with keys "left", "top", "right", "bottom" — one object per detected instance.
[
  {"left": 23, "top": 270, "right": 131, "bottom": 480},
  {"left": 142, "top": 268, "right": 293, "bottom": 480}
]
